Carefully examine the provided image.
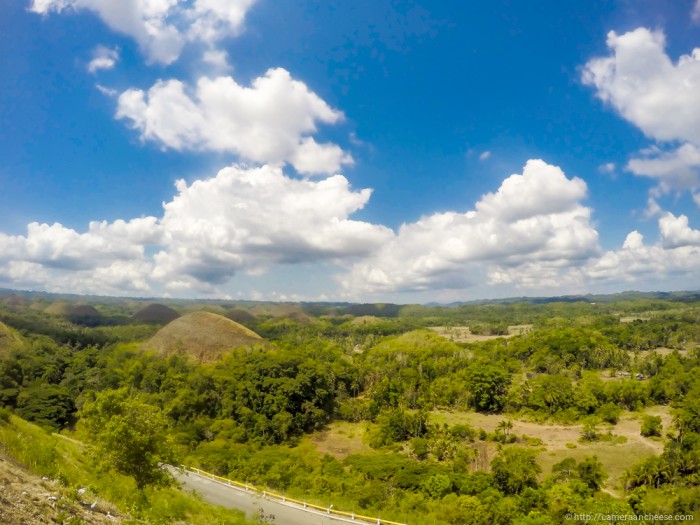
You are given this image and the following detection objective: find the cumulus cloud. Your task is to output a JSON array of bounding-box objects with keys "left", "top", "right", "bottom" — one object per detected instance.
[
  {"left": 341, "top": 160, "right": 600, "bottom": 295},
  {"left": 0, "top": 165, "right": 389, "bottom": 295},
  {"left": 583, "top": 28, "right": 700, "bottom": 144},
  {"left": 116, "top": 69, "right": 353, "bottom": 175},
  {"left": 3, "top": 159, "right": 700, "bottom": 299},
  {"left": 583, "top": 28, "right": 700, "bottom": 193},
  {"left": 151, "top": 164, "right": 392, "bottom": 287},
  {"left": 187, "top": 0, "right": 257, "bottom": 43},
  {"left": 87, "top": 45, "right": 119, "bottom": 73},
  {"left": 627, "top": 143, "right": 700, "bottom": 192},
  {"left": 30, "top": 0, "right": 257, "bottom": 64},
  {"left": 659, "top": 212, "right": 700, "bottom": 248},
  {"left": 0, "top": 218, "right": 161, "bottom": 270},
  {"left": 0, "top": 218, "right": 161, "bottom": 294},
  {"left": 584, "top": 230, "right": 700, "bottom": 287}
]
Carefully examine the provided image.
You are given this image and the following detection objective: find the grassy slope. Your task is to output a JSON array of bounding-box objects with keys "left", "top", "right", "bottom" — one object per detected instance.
[
  {"left": 0, "top": 413, "right": 253, "bottom": 525},
  {"left": 0, "top": 320, "right": 22, "bottom": 349}
]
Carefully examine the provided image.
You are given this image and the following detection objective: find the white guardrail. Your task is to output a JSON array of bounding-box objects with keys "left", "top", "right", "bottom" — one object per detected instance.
[{"left": 181, "top": 465, "right": 408, "bottom": 525}]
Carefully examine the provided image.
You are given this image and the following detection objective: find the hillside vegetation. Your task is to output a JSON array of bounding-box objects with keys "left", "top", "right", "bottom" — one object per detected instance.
[
  {"left": 0, "top": 410, "right": 252, "bottom": 524},
  {"left": 0, "top": 321, "right": 22, "bottom": 356},
  {"left": 0, "top": 290, "right": 699, "bottom": 524}
]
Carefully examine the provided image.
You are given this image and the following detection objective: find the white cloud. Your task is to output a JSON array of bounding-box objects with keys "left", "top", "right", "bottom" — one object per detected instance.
[
  {"left": 116, "top": 69, "right": 352, "bottom": 175},
  {"left": 0, "top": 218, "right": 161, "bottom": 271},
  {"left": 659, "top": 212, "right": 700, "bottom": 248},
  {"left": 645, "top": 197, "right": 662, "bottom": 218},
  {"left": 30, "top": 0, "right": 257, "bottom": 64},
  {"left": 341, "top": 160, "right": 600, "bottom": 295},
  {"left": 478, "top": 150, "right": 491, "bottom": 161},
  {"left": 95, "top": 83, "right": 118, "bottom": 97},
  {"left": 693, "top": 0, "right": 700, "bottom": 23},
  {"left": 202, "top": 48, "right": 231, "bottom": 71},
  {"left": 584, "top": 230, "right": 700, "bottom": 286},
  {"left": 0, "top": 218, "right": 160, "bottom": 294},
  {"left": 583, "top": 28, "right": 700, "bottom": 145},
  {"left": 627, "top": 143, "right": 700, "bottom": 192},
  {"left": 87, "top": 45, "right": 119, "bottom": 73},
  {"left": 152, "top": 164, "right": 391, "bottom": 286},
  {"left": 3, "top": 159, "right": 700, "bottom": 299},
  {"left": 583, "top": 28, "right": 700, "bottom": 193},
  {"left": 289, "top": 138, "right": 354, "bottom": 176},
  {"left": 186, "top": 0, "right": 257, "bottom": 43},
  {"left": 0, "top": 165, "right": 390, "bottom": 295}
]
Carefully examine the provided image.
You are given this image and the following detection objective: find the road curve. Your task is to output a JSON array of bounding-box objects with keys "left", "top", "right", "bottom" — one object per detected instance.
[{"left": 172, "top": 468, "right": 380, "bottom": 525}]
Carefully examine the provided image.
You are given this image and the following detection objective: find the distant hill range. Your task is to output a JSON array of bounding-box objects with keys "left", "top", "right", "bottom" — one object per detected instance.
[
  {"left": 426, "top": 290, "right": 700, "bottom": 307},
  {"left": 143, "top": 312, "right": 265, "bottom": 363},
  {"left": 2, "top": 287, "right": 700, "bottom": 320}
]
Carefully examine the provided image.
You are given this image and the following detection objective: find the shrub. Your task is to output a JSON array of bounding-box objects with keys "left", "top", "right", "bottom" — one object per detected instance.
[
  {"left": 596, "top": 403, "right": 622, "bottom": 424},
  {"left": 640, "top": 415, "right": 662, "bottom": 437}
]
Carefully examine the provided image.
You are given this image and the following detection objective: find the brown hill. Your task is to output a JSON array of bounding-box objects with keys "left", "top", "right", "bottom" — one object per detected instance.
[
  {"left": 132, "top": 303, "right": 180, "bottom": 324},
  {"left": 144, "top": 312, "right": 265, "bottom": 363},
  {"left": 44, "top": 302, "right": 101, "bottom": 318},
  {"left": 2, "top": 294, "right": 28, "bottom": 308},
  {"left": 43, "top": 301, "right": 73, "bottom": 316},
  {"left": 224, "top": 308, "right": 258, "bottom": 327}
]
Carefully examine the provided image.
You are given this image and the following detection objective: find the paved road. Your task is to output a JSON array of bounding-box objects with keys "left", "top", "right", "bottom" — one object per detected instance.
[{"left": 173, "top": 468, "right": 379, "bottom": 525}]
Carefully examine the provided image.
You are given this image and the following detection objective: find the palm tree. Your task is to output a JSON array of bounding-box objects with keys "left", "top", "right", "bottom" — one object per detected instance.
[{"left": 496, "top": 419, "right": 514, "bottom": 440}]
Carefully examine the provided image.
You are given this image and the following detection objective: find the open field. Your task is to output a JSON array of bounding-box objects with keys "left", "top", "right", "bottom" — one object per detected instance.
[
  {"left": 310, "top": 407, "right": 670, "bottom": 492},
  {"left": 428, "top": 324, "right": 533, "bottom": 343},
  {"left": 639, "top": 347, "right": 690, "bottom": 357},
  {"left": 309, "top": 421, "right": 372, "bottom": 460},
  {"left": 432, "top": 407, "right": 670, "bottom": 490}
]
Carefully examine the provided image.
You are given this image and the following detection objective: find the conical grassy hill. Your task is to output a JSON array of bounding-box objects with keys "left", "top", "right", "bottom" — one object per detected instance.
[
  {"left": 132, "top": 303, "right": 180, "bottom": 324},
  {"left": 144, "top": 311, "right": 265, "bottom": 363}
]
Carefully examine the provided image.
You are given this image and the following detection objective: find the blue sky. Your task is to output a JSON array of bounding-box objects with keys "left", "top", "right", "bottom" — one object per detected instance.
[{"left": 1, "top": 0, "right": 700, "bottom": 302}]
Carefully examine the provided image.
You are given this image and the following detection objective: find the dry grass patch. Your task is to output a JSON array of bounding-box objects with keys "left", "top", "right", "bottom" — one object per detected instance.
[
  {"left": 428, "top": 326, "right": 505, "bottom": 343},
  {"left": 644, "top": 347, "right": 689, "bottom": 357},
  {"left": 432, "top": 408, "right": 670, "bottom": 491},
  {"left": 309, "top": 421, "right": 372, "bottom": 460},
  {"left": 429, "top": 324, "right": 532, "bottom": 343},
  {"left": 537, "top": 439, "right": 656, "bottom": 493},
  {"left": 430, "top": 410, "right": 506, "bottom": 432}
]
